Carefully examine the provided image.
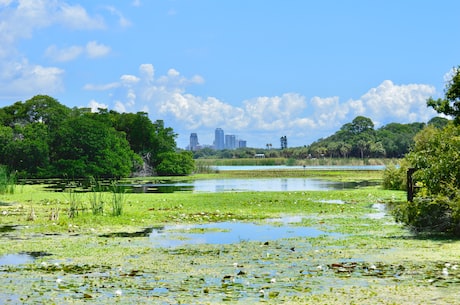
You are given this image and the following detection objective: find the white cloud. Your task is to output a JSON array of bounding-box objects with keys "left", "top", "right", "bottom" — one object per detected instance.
[
  {"left": 86, "top": 41, "right": 111, "bottom": 58},
  {"left": 82, "top": 63, "right": 442, "bottom": 148},
  {"left": 83, "top": 82, "right": 119, "bottom": 91},
  {"left": 88, "top": 100, "right": 108, "bottom": 112},
  {"left": 45, "top": 45, "right": 83, "bottom": 62},
  {"left": 55, "top": 3, "right": 105, "bottom": 30},
  {"left": 120, "top": 74, "right": 140, "bottom": 84},
  {"left": 114, "top": 101, "right": 126, "bottom": 113},
  {"left": 139, "top": 64, "right": 154, "bottom": 83},
  {"left": 0, "top": 59, "right": 64, "bottom": 96},
  {"left": 0, "top": 0, "right": 107, "bottom": 101},
  {"left": 44, "top": 41, "right": 110, "bottom": 62},
  {"left": 243, "top": 93, "right": 307, "bottom": 130},
  {"left": 357, "top": 80, "right": 437, "bottom": 126},
  {"left": 103, "top": 5, "right": 131, "bottom": 28}
]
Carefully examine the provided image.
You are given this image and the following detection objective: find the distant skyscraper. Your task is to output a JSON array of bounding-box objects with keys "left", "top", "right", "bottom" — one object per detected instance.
[
  {"left": 225, "top": 134, "right": 236, "bottom": 149},
  {"left": 214, "top": 128, "right": 225, "bottom": 150},
  {"left": 189, "top": 133, "right": 199, "bottom": 151},
  {"left": 238, "top": 140, "right": 247, "bottom": 148}
]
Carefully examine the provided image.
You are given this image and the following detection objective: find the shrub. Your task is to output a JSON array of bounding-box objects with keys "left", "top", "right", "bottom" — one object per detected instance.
[
  {"left": 393, "top": 195, "right": 460, "bottom": 236},
  {"left": 382, "top": 162, "right": 407, "bottom": 191}
]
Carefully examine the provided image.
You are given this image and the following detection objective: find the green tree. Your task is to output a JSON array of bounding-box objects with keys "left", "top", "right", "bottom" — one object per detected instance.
[
  {"left": 427, "top": 66, "right": 460, "bottom": 124},
  {"left": 156, "top": 151, "right": 195, "bottom": 176},
  {"left": 393, "top": 123, "right": 460, "bottom": 235},
  {"left": 51, "top": 115, "right": 138, "bottom": 178},
  {"left": 5, "top": 123, "right": 50, "bottom": 176}
]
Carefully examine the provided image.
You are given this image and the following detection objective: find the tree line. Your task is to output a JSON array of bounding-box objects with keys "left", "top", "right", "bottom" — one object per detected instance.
[
  {"left": 0, "top": 95, "right": 194, "bottom": 178},
  {"left": 193, "top": 116, "right": 448, "bottom": 160}
]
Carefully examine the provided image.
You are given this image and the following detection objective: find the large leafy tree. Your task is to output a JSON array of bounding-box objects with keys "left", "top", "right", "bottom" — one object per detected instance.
[
  {"left": 51, "top": 115, "right": 139, "bottom": 178},
  {"left": 393, "top": 68, "right": 460, "bottom": 235},
  {"left": 427, "top": 66, "right": 460, "bottom": 124}
]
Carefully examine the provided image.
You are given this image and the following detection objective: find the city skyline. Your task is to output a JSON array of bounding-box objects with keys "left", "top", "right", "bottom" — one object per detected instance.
[{"left": 188, "top": 128, "right": 247, "bottom": 150}]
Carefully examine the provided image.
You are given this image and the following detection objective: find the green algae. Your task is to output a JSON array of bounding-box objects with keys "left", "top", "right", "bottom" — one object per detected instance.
[{"left": 0, "top": 173, "right": 460, "bottom": 304}]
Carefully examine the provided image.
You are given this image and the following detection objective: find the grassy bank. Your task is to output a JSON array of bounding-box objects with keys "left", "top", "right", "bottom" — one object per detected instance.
[
  {"left": 0, "top": 172, "right": 459, "bottom": 304},
  {"left": 196, "top": 157, "right": 398, "bottom": 167}
]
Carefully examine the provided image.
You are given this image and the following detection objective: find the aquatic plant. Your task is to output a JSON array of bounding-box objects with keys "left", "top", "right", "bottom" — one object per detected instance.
[
  {"left": 0, "top": 166, "right": 16, "bottom": 194},
  {"left": 88, "top": 177, "right": 105, "bottom": 215},
  {"left": 110, "top": 181, "right": 125, "bottom": 216},
  {"left": 66, "top": 189, "right": 80, "bottom": 218}
]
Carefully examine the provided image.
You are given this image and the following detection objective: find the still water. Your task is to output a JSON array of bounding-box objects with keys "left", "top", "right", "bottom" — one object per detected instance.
[
  {"left": 148, "top": 218, "right": 334, "bottom": 248},
  {"left": 214, "top": 165, "right": 385, "bottom": 171},
  {"left": 129, "top": 178, "right": 378, "bottom": 193}
]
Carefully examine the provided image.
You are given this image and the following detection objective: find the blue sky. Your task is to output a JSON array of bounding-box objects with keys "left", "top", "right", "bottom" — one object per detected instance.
[{"left": 0, "top": 1, "right": 459, "bottom": 148}]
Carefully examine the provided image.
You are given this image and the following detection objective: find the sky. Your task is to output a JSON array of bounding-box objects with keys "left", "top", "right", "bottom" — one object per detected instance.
[{"left": 1, "top": 0, "right": 459, "bottom": 149}]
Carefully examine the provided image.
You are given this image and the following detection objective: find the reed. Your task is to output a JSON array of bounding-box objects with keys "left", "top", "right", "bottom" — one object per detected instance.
[
  {"left": 88, "top": 177, "right": 105, "bottom": 215},
  {"left": 110, "top": 181, "right": 125, "bottom": 216},
  {"left": 66, "top": 189, "right": 80, "bottom": 218},
  {"left": 0, "top": 166, "right": 16, "bottom": 194}
]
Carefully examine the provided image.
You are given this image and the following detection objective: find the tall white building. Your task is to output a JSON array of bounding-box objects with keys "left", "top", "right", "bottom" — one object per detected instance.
[
  {"left": 189, "top": 133, "right": 199, "bottom": 151},
  {"left": 214, "top": 128, "right": 225, "bottom": 150}
]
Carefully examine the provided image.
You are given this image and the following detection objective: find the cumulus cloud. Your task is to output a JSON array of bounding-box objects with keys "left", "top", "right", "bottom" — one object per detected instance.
[
  {"left": 45, "top": 41, "right": 111, "bottom": 62},
  {"left": 356, "top": 80, "right": 437, "bottom": 126},
  {"left": 85, "top": 41, "right": 111, "bottom": 58},
  {"left": 0, "top": 0, "right": 108, "bottom": 101},
  {"left": 0, "top": 59, "right": 64, "bottom": 97},
  {"left": 45, "top": 45, "right": 83, "bottom": 62},
  {"left": 82, "top": 63, "right": 441, "bottom": 147},
  {"left": 88, "top": 100, "right": 108, "bottom": 112}
]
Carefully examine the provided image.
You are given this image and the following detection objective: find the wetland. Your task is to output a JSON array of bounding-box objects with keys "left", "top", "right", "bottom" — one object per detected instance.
[{"left": 0, "top": 169, "right": 460, "bottom": 304}]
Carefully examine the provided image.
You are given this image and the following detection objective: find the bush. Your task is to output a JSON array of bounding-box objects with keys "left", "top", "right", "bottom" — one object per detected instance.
[
  {"left": 393, "top": 195, "right": 460, "bottom": 236},
  {"left": 382, "top": 162, "right": 407, "bottom": 191}
]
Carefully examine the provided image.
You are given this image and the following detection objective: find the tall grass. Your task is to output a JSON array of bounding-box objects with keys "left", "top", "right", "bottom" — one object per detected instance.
[
  {"left": 66, "top": 189, "right": 80, "bottom": 218},
  {"left": 0, "top": 166, "right": 16, "bottom": 194},
  {"left": 88, "top": 177, "right": 105, "bottom": 215},
  {"left": 196, "top": 157, "right": 396, "bottom": 166},
  {"left": 194, "top": 161, "right": 219, "bottom": 174},
  {"left": 110, "top": 181, "right": 125, "bottom": 216}
]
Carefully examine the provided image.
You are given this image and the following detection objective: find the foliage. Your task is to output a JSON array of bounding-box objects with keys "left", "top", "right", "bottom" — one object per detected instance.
[
  {"left": 0, "top": 95, "right": 190, "bottom": 178},
  {"left": 51, "top": 115, "right": 136, "bottom": 178},
  {"left": 393, "top": 196, "right": 460, "bottom": 235},
  {"left": 405, "top": 123, "right": 460, "bottom": 198},
  {"left": 394, "top": 124, "right": 460, "bottom": 235},
  {"left": 110, "top": 181, "right": 125, "bottom": 216},
  {"left": 393, "top": 68, "right": 460, "bottom": 235},
  {"left": 382, "top": 161, "right": 409, "bottom": 191},
  {"left": 427, "top": 66, "right": 460, "bottom": 124},
  {"left": 0, "top": 165, "right": 16, "bottom": 194},
  {"left": 156, "top": 151, "right": 195, "bottom": 176}
]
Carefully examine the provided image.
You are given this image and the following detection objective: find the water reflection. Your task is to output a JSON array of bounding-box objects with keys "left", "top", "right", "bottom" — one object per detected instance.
[
  {"left": 214, "top": 165, "right": 385, "bottom": 171},
  {"left": 149, "top": 219, "right": 333, "bottom": 248},
  {"left": 0, "top": 252, "right": 51, "bottom": 266},
  {"left": 192, "top": 178, "right": 377, "bottom": 193},
  {"left": 117, "top": 178, "right": 379, "bottom": 193}
]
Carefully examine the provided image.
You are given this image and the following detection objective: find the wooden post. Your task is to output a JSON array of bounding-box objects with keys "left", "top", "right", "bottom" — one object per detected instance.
[{"left": 407, "top": 168, "right": 416, "bottom": 202}]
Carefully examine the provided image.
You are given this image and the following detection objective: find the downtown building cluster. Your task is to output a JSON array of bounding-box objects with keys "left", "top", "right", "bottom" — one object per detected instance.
[{"left": 188, "top": 128, "right": 247, "bottom": 151}]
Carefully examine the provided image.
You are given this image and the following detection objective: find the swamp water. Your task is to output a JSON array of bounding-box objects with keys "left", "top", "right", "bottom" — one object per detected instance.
[
  {"left": 147, "top": 218, "right": 336, "bottom": 248},
  {"left": 121, "top": 178, "right": 379, "bottom": 193}
]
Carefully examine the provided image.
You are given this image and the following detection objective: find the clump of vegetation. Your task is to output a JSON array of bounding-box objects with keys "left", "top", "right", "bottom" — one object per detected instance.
[
  {"left": 194, "top": 161, "right": 219, "bottom": 174},
  {"left": 393, "top": 66, "right": 460, "bottom": 236},
  {"left": 0, "top": 95, "right": 194, "bottom": 179},
  {"left": 88, "top": 177, "right": 105, "bottom": 215},
  {"left": 382, "top": 161, "right": 409, "bottom": 191},
  {"left": 110, "top": 182, "right": 125, "bottom": 216},
  {"left": 0, "top": 165, "right": 15, "bottom": 194}
]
